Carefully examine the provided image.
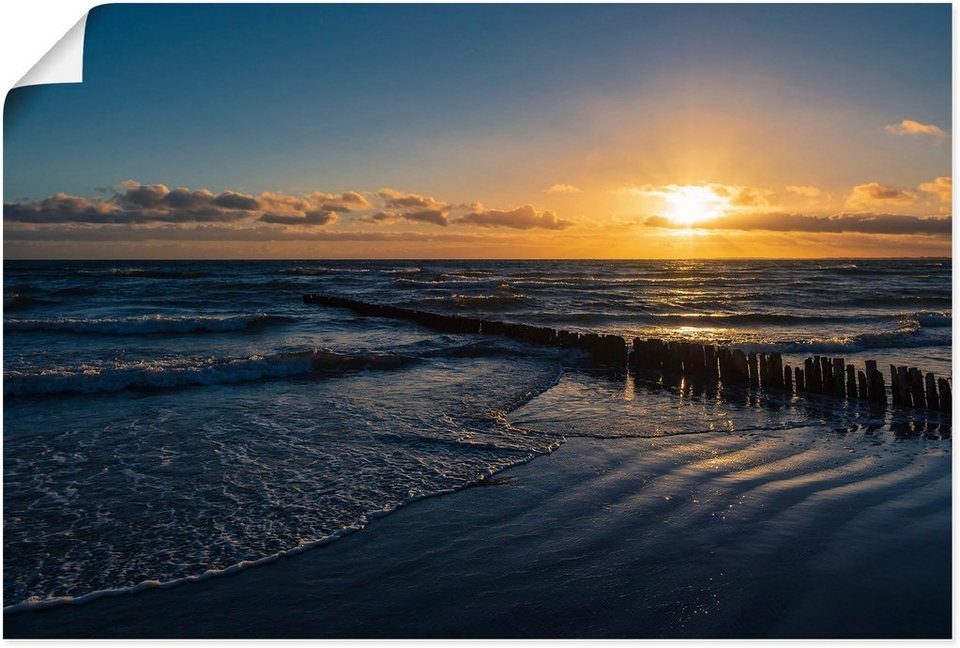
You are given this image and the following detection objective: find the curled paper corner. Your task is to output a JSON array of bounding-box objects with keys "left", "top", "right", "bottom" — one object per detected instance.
[{"left": 13, "top": 13, "right": 88, "bottom": 89}]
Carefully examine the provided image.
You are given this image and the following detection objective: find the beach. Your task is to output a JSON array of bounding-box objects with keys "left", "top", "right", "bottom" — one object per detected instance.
[
  {"left": 5, "top": 405, "right": 951, "bottom": 637},
  {"left": 3, "top": 259, "right": 952, "bottom": 637}
]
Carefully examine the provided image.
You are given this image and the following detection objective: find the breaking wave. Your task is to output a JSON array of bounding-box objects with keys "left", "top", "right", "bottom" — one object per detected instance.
[
  {"left": 5, "top": 313, "right": 294, "bottom": 335},
  {"left": 4, "top": 348, "right": 418, "bottom": 396}
]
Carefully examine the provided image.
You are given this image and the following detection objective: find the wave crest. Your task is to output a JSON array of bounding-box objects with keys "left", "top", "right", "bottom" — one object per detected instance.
[
  {"left": 5, "top": 313, "right": 294, "bottom": 335},
  {"left": 5, "top": 348, "right": 417, "bottom": 396}
]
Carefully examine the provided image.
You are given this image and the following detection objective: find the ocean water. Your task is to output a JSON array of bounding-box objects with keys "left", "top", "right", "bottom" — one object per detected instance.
[{"left": 3, "top": 258, "right": 952, "bottom": 613}]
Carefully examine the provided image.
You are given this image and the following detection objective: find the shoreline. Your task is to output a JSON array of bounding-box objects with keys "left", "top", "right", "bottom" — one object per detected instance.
[{"left": 5, "top": 427, "right": 950, "bottom": 639}]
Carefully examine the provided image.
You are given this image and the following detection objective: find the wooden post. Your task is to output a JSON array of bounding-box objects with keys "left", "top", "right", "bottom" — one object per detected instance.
[
  {"left": 909, "top": 368, "right": 926, "bottom": 409},
  {"left": 874, "top": 373, "right": 887, "bottom": 404},
  {"left": 857, "top": 370, "right": 868, "bottom": 400},
  {"left": 784, "top": 365, "right": 792, "bottom": 392},
  {"left": 889, "top": 364, "right": 901, "bottom": 405},
  {"left": 896, "top": 366, "right": 911, "bottom": 406},
  {"left": 805, "top": 358, "right": 819, "bottom": 393},
  {"left": 937, "top": 378, "right": 951, "bottom": 413},
  {"left": 731, "top": 349, "right": 749, "bottom": 383},
  {"left": 845, "top": 365, "right": 856, "bottom": 399},
  {"left": 795, "top": 367, "right": 805, "bottom": 392},
  {"left": 925, "top": 372, "right": 939, "bottom": 410},
  {"left": 748, "top": 352, "right": 760, "bottom": 386},
  {"left": 832, "top": 358, "right": 846, "bottom": 397},
  {"left": 820, "top": 357, "right": 833, "bottom": 395},
  {"left": 770, "top": 352, "right": 784, "bottom": 388},
  {"left": 704, "top": 345, "right": 718, "bottom": 381}
]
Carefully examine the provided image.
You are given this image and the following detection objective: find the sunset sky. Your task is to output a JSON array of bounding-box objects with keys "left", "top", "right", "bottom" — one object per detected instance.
[{"left": 3, "top": 3, "right": 952, "bottom": 259}]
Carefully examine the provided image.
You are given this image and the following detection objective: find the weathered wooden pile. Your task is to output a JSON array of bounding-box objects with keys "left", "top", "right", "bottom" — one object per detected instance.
[
  {"left": 303, "top": 293, "right": 951, "bottom": 416},
  {"left": 304, "top": 294, "right": 627, "bottom": 361}
]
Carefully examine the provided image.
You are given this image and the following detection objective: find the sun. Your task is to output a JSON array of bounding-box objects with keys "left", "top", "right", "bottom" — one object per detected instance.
[{"left": 661, "top": 186, "right": 726, "bottom": 225}]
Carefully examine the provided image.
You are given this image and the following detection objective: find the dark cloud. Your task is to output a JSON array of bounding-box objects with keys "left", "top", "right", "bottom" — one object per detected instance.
[
  {"left": 361, "top": 209, "right": 449, "bottom": 226},
  {"left": 3, "top": 192, "right": 252, "bottom": 224},
  {"left": 643, "top": 211, "right": 950, "bottom": 235},
  {"left": 378, "top": 188, "right": 448, "bottom": 211},
  {"left": 457, "top": 204, "right": 573, "bottom": 230},
  {"left": 5, "top": 183, "right": 370, "bottom": 227},
  {"left": 259, "top": 211, "right": 339, "bottom": 226}
]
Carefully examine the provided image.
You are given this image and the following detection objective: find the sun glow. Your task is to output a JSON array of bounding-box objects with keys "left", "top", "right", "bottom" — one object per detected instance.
[{"left": 661, "top": 186, "right": 727, "bottom": 225}]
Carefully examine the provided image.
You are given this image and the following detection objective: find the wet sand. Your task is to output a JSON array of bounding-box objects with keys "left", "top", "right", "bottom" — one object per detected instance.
[{"left": 5, "top": 424, "right": 951, "bottom": 638}]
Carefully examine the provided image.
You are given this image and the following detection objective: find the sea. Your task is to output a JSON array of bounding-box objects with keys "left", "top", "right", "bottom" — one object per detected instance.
[{"left": 3, "top": 258, "right": 952, "bottom": 613}]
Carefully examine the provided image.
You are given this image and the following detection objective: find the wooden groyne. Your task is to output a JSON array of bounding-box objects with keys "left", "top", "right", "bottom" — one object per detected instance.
[{"left": 303, "top": 294, "right": 951, "bottom": 417}]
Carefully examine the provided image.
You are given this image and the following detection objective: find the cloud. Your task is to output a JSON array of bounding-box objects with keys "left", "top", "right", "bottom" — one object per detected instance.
[
  {"left": 368, "top": 189, "right": 452, "bottom": 225},
  {"left": 377, "top": 188, "right": 448, "bottom": 211},
  {"left": 5, "top": 183, "right": 370, "bottom": 227},
  {"left": 457, "top": 204, "right": 573, "bottom": 230},
  {"left": 918, "top": 176, "right": 952, "bottom": 204},
  {"left": 3, "top": 191, "right": 253, "bottom": 224},
  {"left": 625, "top": 182, "right": 773, "bottom": 210},
  {"left": 259, "top": 211, "right": 339, "bottom": 226},
  {"left": 846, "top": 182, "right": 916, "bottom": 208},
  {"left": 642, "top": 211, "right": 950, "bottom": 235},
  {"left": 884, "top": 119, "right": 946, "bottom": 138},
  {"left": 361, "top": 209, "right": 449, "bottom": 226},
  {"left": 785, "top": 185, "right": 823, "bottom": 198},
  {"left": 545, "top": 183, "right": 582, "bottom": 194}
]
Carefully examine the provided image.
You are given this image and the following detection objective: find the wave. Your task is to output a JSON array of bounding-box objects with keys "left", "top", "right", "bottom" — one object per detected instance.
[
  {"left": 50, "top": 286, "right": 100, "bottom": 296},
  {"left": 381, "top": 266, "right": 422, "bottom": 274},
  {"left": 771, "top": 326, "right": 950, "bottom": 354},
  {"left": 418, "top": 293, "right": 528, "bottom": 309},
  {"left": 2, "top": 429, "right": 561, "bottom": 615},
  {"left": 3, "top": 294, "right": 58, "bottom": 311},
  {"left": 276, "top": 266, "right": 371, "bottom": 276},
  {"left": 847, "top": 295, "right": 951, "bottom": 307},
  {"left": 911, "top": 311, "right": 951, "bottom": 328},
  {"left": 4, "top": 348, "right": 417, "bottom": 397},
  {"left": 74, "top": 268, "right": 210, "bottom": 279},
  {"left": 4, "top": 313, "right": 295, "bottom": 335},
  {"left": 648, "top": 312, "right": 845, "bottom": 326}
]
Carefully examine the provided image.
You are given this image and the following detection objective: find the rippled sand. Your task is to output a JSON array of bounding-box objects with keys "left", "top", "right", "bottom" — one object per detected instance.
[{"left": 6, "top": 371, "right": 950, "bottom": 638}]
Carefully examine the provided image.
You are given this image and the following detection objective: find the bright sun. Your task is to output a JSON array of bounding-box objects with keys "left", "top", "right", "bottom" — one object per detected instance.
[{"left": 661, "top": 186, "right": 726, "bottom": 225}]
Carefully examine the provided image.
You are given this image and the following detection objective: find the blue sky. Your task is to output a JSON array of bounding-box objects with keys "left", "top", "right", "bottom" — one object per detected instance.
[{"left": 3, "top": 4, "right": 952, "bottom": 258}]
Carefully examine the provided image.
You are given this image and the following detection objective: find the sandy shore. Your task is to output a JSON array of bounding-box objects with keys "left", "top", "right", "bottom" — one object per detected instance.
[{"left": 4, "top": 421, "right": 951, "bottom": 638}]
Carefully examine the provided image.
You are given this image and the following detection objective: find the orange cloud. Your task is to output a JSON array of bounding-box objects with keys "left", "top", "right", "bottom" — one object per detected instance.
[
  {"left": 884, "top": 119, "right": 946, "bottom": 138},
  {"left": 846, "top": 182, "right": 916, "bottom": 208},
  {"left": 918, "top": 176, "right": 952, "bottom": 204},
  {"left": 545, "top": 183, "right": 582, "bottom": 194},
  {"left": 785, "top": 185, "right": 823, "bottom": 198}
]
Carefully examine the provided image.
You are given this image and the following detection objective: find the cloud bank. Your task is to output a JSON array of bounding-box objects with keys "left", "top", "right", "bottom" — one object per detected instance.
[
  {"left": 643, "top": 211, "right": 950, "bottom": 235},
  {"left": 4, "top": 184, "right": 372, "bottom": 227},
  {"left": 4, "top": 182, "right": 574, "bottom": 234},
  {"left": 457, "top": 205, "right": 573, "bottom": 230}
]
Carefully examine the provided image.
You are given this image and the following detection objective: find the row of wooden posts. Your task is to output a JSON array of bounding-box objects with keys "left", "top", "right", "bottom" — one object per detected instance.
[
  {"left": 303, "top": 294, "right": 951, "bottom": 415},
  {"left": 630, "top": 338, "right": 950, "bottom": 413}
]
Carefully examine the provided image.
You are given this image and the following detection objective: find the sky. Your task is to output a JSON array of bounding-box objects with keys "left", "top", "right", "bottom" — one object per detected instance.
[{"left": 3, "top": 3, "right": 953, "bottom": 259}]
